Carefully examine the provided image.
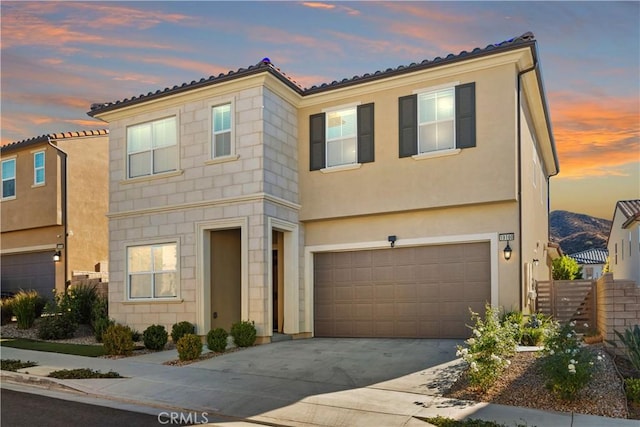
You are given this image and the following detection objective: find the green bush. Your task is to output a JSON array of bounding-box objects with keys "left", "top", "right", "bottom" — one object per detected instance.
[
  {"left": 541, "top": 321, "right": 596, "bottom": 400},
  {"left": 143, "top": 324, "right": 168, "bottom": 351},
  {"left": 552, "top": 255, "right": 583, "bottom": 280},
  {"left": 37, "top": 290, "right": 77, "bottom": 340},
  {"left": 93, "top": 317, "right": 115, "bottom": 343},
  {"left": 12, "top": 290, "right": 42, "bottom": 329},
  {"left": 610, "top": 325, "right": 640, "bottom": 373},
  {"left": 456, "top": 304, "right": 518, "bottom": 391},
  {"left": 625, "top": 378, "right": 640, "bottom": 403},
  {"left": 176, "top": 334, "right": 202, "bottom": 361},
  {"left": 102, "top": 324, "right": 135, "bottom": 356},
  {"left": 171, "top": 321, "right": 195, "bottom": 343},
  {"left": 1, "top": 298, "right": 13, "bottom": 325},
  {"left": 68, "top": 284, "right": 99, "bottom": 325},
  {"left": 500, "top": 310, "right": 524, "bottom": 343},
  {"left": 206, "top": 328, "right": 228, "bottom": 353},
  {"left": 1, "top": 359, "right": 38, "bottom": 372},
  {"left": 48, "top": 368, "right": 122, "bottom": 379},
  {"left": 230, "top": 320, "right": 257, "bottom": 348},
  {"left": 521, "top": 327, "right": 545, "bottom": 346}
]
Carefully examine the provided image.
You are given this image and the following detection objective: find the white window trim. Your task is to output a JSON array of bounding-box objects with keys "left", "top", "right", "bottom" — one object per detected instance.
[
  {"left": 125, "top": 239, "right": 181, "bottom": 302},
  {"left": 33, "top": 150, "right": 46, "bottom": 187},
  {"left": 414, "top": 83, "right": 458, "bottom": 156},
  {"left": 123, "top": 110, "right": 180, "bottom": 181},
  {"left": 208, "top": 99, "right": 237, "bottom": 162},
  {"left": 323, "top": 103, "right": 360, "bottom": 168},
  {"left": 1, "top": 156, "right": 17, "bottom": 200}
]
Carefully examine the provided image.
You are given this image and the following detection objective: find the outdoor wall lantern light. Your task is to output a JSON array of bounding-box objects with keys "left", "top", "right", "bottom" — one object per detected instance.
[
  {"left": 503, "top": 242, "right": 512, "bottom": 261},
  {"left": 388, "top": 235, "right": 397, "bottom": 248},
  {"left": 53, "top": 251, "right": 61, "bottom": 262}
]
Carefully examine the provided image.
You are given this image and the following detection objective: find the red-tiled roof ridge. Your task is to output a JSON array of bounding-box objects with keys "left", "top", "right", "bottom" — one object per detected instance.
[
  {"left": 88, "top": 32, "right": 537, "bottom": 116},
  {"left": 1, "top": 129, "right": 109, "bottom": 153}
]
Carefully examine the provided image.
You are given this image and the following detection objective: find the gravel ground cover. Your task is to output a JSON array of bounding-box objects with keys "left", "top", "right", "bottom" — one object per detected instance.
[{"left": 445, "top": 346, "right": 631, "bottom": 419}]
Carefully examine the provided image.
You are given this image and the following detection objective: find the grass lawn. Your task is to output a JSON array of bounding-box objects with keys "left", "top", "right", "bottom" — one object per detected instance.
[{"left": 0, "top": 338, "right": 106, "bottom": 357}]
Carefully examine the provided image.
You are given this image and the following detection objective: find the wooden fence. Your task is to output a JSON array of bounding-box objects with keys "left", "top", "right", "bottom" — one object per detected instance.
[{"left": 536, "top": 280, "right": 597, "bottom": 332}]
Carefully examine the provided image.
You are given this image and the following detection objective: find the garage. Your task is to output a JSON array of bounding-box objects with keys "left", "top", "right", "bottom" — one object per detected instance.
[
  {"left": 0, "top": 252, "right": 56, "bottom": 299},
  {"left": 313, "top": 242, "right": 491, "bottom": 338}
]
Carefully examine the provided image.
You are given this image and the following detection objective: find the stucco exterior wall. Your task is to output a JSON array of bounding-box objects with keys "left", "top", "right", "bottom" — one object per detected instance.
[
  {"left": 608, "top": 209, "right": 640, "bottom": 285},
  {"left": 298, "top": 62, "right": 519, "bottom": 221}
]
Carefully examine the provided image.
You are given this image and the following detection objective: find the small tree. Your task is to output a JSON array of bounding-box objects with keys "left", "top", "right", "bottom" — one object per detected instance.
[{"left": 552, "top": 255, "right": 583, "bottom": 280}]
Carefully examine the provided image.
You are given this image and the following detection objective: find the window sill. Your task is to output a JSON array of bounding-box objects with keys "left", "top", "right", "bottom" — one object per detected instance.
[
  {"left": 123, "top": 298, "right": 183, "bottom": 304},
  {"left": 412, "top": 148, "right": 461, "bottom": 161},
  {"left": 205, "top": 154, "right": 239, "bottom": 166},
  {"left": 320, "top": 163, "right": 362, "bottom": 173},
  {"left": 31, "top": 183, "right": 46, "bottom": 189},
  {"left": 1, "top": 196, "right": 16, "bottom": 201},
  {"left": 120, "top": 169, "right": 184, "bottom": 185}
]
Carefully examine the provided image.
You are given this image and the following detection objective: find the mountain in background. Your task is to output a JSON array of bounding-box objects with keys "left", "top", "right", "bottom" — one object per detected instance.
[{"left": 549, "top": 210, "right": 612, "bottom": 255}]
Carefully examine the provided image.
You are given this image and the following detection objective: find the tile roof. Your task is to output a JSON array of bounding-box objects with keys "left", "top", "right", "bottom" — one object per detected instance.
[
  {"left": 1, "top": 129, "right": 109, "bottom": 153},
  {"left": 568, "top": 248, "right": 608, "bottom": 265},
  {"left": 88, "top": 32, "right": 537, "bottom": 116},
  {"left": 616, "top": 199, "right": 640, "bottom": 228}
]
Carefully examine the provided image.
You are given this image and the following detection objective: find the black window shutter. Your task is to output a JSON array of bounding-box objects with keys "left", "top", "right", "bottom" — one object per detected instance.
[
  {"left": 456, "top": 82, "right": 476, "bottom": 149},
  {"left": 357, "top": 103, "right": 374, "bottom": 163},
  {"left": 398, "top": 94, "right": 418, "bottom": 157},
  {"left": 309, "top": 113, "right": 326, "bottom": 170}
]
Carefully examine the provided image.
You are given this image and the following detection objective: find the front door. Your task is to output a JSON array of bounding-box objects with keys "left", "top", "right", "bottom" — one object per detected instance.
[{"left": 210, "top": 229, "right": 241, "bottom": 331}]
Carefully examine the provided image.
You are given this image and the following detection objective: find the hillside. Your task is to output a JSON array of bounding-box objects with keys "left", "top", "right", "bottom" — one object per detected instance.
[{"left": 549, "top": 210, "right": 612, "bottom": 255}]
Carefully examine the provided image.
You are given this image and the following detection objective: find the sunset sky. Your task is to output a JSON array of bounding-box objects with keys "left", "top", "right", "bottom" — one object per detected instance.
[{"left": 1, "top": 1, "right": 638, "bottom": 220}]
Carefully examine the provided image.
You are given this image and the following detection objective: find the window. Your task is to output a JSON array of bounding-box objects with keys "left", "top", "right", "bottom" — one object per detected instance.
[
  {"left": 309, "top": 103, "right": 374, "bottom": 170},
  {"left": 126, "top": 117, "right": 177, "bottom": 178},
  {"left": 399, "top": 82, "right": 475, "bottom": 157},
  {"left": 1, "top": 158, "right": 16, "bottom": 198},
  {"left": 127, "top": 243, "right": 177, "bottom": 299},
  {"left": 34, "top": 151, "right": 45, "bottom": 185},
  {"left": 212, "top": 103, "right": 232, "bottom": 158}
]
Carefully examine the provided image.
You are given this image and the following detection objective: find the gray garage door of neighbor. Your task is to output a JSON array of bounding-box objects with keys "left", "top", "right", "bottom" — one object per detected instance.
[
  {"left": 1, "top": 252, "right": 55, "bottom": 298},
  {"left": 314, "top": 242, "right": 491, "bottom": 339}
]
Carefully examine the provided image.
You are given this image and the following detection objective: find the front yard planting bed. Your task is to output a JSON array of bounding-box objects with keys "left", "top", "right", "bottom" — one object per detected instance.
[
  {"left": 47, "top": 368, "right": 122, "bottom": 379},
  {"left": 1, "top": 359, "right": 38, "bottom": 372},
  {"left": 0, "top": 338, "right": 106, "bottom": 357}
]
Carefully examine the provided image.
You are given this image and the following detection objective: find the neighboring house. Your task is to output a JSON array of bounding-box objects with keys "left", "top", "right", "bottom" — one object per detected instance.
[
  {"left": 1, "top": 130, "right": 109, "bottom": 297},
  {"left": 567, "top": 248, "right": 608, "bottom": 280},
  {"left": 88, "top": 32, "right": 559, "bottom": 340},
  {"left": 607, "top": 200, "right": 640, "bottom": 285}
]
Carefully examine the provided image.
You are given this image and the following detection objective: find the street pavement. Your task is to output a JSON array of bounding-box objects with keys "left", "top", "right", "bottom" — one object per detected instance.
[{"left": 1, "top": 338, "right": 638, "bottom": 427}]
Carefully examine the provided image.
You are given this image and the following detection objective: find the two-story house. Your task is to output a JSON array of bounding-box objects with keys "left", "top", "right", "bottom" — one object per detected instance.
[
  {"left": 1, "top": 130, "right": 109, "bottom": 297},
  {"left": 607, "top": 200, "right": 640, "bottom": 285},
  {"left": 88, "top": 32, "right": 558, "bottom": 341}
]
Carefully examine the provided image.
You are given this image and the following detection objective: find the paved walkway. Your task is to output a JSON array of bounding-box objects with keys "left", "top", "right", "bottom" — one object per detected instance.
[{"left": 0, "top": 338, "right": 637, "bottom": 427}]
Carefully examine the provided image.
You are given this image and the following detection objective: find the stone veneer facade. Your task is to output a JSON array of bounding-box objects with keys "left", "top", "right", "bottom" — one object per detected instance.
[{"left": 106, "top": 85, "right": 302, "bottom": 337}]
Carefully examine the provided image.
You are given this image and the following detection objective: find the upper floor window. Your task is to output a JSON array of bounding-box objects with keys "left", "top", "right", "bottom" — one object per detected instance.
[
  {"left": 34, "top": 151, "right": 45, "bottom": 185},
  {"left": 309, "top": 103, "right": 374, "bottom": 171},
  {"left": 212, "top": 103, "right": 232, "bottom": 158},
  {"left": 126, "top": 116, "right": 177, "bottom": 179},
  {"left": 127, "top": 242, "right": 178, "bottom": 299},
  {"left": 399, "top": 82, "right": 476, "bottom": 158},
  {"left": 1, "top": 158, "right": 16, "bottom": 199}
]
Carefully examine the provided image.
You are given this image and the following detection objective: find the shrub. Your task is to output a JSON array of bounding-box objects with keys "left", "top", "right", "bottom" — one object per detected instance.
[
  {"left": 206, "top": 328, "right": 228, "bottom": 353},
  {"left": 521, "top": 327, "right": 545, "bottom": 346},
  {"left": 456, "top": 304, "right": 518, "bottom": 391},
  {"left": 48, "top": 368, "right": 122, "bottom": 379},
  {"left": 131, "top": 329, "right": 142, "bottom": 342},
  {"left": 171, "top": 321, "right": 195, "bottom": 343},
  {"left": 176, "top": 334, "right": 202, "bottom": 361},
  {"left": 1, "top": 298, "right": 13, "bottom": 325},
  {"left": 541, "top": 321, "right": 597, "bottom": 400},
  {"left": 552, "top": 255, "right": 583, "bottom": 280},
  {"left": 1, "top": 359, "right": 38, "bottom": 372},
  {"left": 610, "top": 325, "right": 640, "bottom": 373},
  {"left": 625, "top": 378, "right": 640, "bottom": 403},
  {"left": 12, "top": 290, "right": 42, "bottom": 329},
  {"left": 102, "top": 324, "right": 135, "bottom": 356},
  {"left": 500, "top": 310, "right": 524, "bottom": 344},
  {"left": 91, "top": 295, "right": 108, "bottom": 327},
  {"left": 231, "top": 320, "right": 257, "bottom": 347},
  {"left": 143, "top": 324, "right": 168, "bottom": 351},
  {"left": 93, "top": 317, "right": 115, "bottom": 343},
  {"left": 68, "top": 283, "right": 99, "bottom": 325},
  {"left": 37, "top": 290, "right": 77, "bottom": 340}
]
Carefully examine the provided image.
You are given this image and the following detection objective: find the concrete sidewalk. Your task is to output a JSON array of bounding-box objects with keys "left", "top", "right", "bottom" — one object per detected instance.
[{"left": 0, "top": 339, "right": 637, "bottom": 427}]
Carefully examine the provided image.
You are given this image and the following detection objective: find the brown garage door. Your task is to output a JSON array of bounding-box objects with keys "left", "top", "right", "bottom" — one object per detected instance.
[{"left": 314, "top": 242, "right": 490, "bottom": 338}]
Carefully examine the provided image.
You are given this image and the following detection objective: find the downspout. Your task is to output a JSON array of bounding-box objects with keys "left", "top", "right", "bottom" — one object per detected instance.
[
  {"left": 46, "top": 137, "right": 69, "bottom": 289},
  {"left": 517, "top": 61, "right": 538, "bottom": 311}
]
